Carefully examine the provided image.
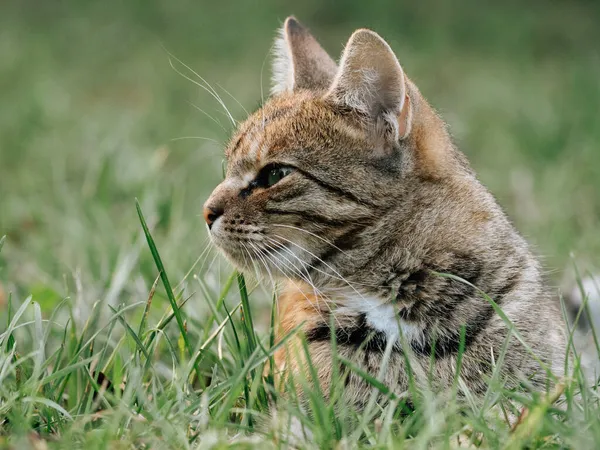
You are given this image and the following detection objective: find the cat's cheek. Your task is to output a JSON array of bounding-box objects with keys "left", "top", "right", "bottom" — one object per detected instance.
[{"left": 207, "top": 220, "right": 234, "bottom": 255}]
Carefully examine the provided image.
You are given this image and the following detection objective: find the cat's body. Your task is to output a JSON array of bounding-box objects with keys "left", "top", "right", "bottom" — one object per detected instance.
[{"left": 204, "top": 17, "right": 566, "bottom": 407}]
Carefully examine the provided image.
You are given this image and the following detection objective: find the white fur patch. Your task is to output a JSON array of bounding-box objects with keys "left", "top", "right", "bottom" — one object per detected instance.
[
  {"left": 363, "top": 301, "right": 399, "bottom": 339},
  {"left": 241, "top": 172, "right": 255, "bottom": 186},
  {"left": 288, "top": 415, "right": 312, "bottom": 443},
  {"left": 338, "top": 296, "right": 424, "bottom": 346},
  {"left": 271, "top": 27, "right": 294, "bottom": 95},
  {"left": 218, "top": 175, "right": 251, "bottom": 191},
  {"left": 269, "top": 410, "right": 313, "bottom": 446}
]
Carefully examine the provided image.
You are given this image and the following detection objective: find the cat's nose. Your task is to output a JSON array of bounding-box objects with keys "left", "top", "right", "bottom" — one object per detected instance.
[{"left": 203, "top": 205, "right": 224, "bottom": 229}]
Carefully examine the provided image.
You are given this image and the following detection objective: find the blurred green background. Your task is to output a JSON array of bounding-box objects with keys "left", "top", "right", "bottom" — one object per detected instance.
[{"left": 1, "top": 0, "right": 599, "bottom": 315}]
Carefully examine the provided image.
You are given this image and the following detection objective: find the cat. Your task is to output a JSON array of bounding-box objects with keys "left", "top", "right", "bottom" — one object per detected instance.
[{"left": 203, "top": 16, "right": 567, "bottom": 409}]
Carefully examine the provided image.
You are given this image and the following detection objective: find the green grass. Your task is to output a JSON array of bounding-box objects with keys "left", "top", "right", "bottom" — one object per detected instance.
[
  {"left": 1, "top": 221, "right": 599, "bottom": 448},
  {"left": 1, "top": 0, "right": 600, "bottom": 448}
]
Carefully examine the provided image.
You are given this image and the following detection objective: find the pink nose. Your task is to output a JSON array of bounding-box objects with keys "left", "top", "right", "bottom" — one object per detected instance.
[{"left": 203, "top": 205, "right": 223, "bottom": 229}]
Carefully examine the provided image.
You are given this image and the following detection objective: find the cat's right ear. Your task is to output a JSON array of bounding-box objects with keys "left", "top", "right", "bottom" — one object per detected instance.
[
  {"left": 325, "top": 29, "right": 412, "bottom": 142},
  {"left": 271, "top": 17, "right": 338, "bottom": 95}
]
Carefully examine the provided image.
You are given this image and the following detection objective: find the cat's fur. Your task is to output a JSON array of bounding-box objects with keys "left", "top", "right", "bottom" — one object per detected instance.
[{"left": 204, "top": 17, "right": 567, "bottom": 406}]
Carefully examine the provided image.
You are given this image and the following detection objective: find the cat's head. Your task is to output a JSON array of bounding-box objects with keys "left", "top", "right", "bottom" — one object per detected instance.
[{"left": 204, "top": 17, "right": 474, "bottom": 290}]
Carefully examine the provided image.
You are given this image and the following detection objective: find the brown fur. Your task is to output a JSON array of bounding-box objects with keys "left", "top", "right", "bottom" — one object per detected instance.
[{"left": 204, "top": 17, "right": 567, "bottom": 407}]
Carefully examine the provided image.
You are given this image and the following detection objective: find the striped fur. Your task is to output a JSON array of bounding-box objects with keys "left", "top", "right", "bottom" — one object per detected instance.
[{"left": 204, "top": 17, "right": 567, "bottom": 406}]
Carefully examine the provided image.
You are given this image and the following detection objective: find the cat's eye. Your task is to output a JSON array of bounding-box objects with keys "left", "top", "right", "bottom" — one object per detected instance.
[
  {"left": 255, "top": 164, "right": 295, "bottom": 188},
  {"left": 266, "top": 166, "right": 293, "bottom": 187}
]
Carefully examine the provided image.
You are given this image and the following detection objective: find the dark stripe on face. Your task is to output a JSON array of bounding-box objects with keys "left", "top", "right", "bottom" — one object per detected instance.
[
  {"left": 265, "top": 185, "right": 307, "bottom": 203},
  {"left": 306, "top": 314, "right": 389, "bottom": 353},
  {"left": 295, "top": 168, "right": 378, "bottom": 208},
  {"left": 306, "top": 222, "right": 372, "bottom": 274},
  {"left": 263, "top": 208, "right": 357, "bottom": 228},
  {"left": 264, "top": 105, "right": 295, "bottom": 123},
  {"left": 228, "top": 129, "right": 249, "bottom": 157}
]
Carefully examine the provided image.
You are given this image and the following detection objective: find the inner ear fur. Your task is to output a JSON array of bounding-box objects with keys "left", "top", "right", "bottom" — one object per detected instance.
[{"left": 271, "top": 17, "right": 338, "bottom": 95}]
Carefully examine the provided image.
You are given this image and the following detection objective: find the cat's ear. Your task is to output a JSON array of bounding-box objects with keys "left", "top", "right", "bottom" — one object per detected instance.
[
  {"left": 325, "top": 29, "right": 412, "bottom": 140},
  {"left": 271, "top": 17, "right": 338, "bottom": 95}
]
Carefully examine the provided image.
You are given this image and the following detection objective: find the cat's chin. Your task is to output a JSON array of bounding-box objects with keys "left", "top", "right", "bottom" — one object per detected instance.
[
  {"left": 223, "top": 251, "right": 311, "bottom": 284},
  {"left": 216, "top": 247, "right": 253, "bottom": 272},
  {"left": 216, "top": 245, "right": 281, "bottom": 277}
]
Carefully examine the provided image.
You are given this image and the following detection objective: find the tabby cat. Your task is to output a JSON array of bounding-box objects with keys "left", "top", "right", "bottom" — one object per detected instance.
[{"left": 203, "top": 17, "right": 567, "bottom": 407}]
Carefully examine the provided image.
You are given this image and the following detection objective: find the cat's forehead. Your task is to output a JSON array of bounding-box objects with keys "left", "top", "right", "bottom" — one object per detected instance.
[
  {"left": 224, "top": 92, "right": 363, "bottom": 174},
  {"left": 225, "top": 92, "right": 322, "bottom": 160}
]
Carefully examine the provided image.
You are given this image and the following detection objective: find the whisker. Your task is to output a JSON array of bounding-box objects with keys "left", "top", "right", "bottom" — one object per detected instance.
[
  {"left": 203, "top": 250, "right": 221, "bottom": 278},
  {"left": 258, "top": 242, "right": 334, "bottom": 327},
  {"left": 165, "top": 50, "right": 237, "bottom": 126},
  {"left": 186, "top": 101, "right": 228, "bottom": 133},
  {"left": 267, "top": 237, "right": 348, "bottom": 286},
  {"left": 270, "top": 223, "right": 351, "bottom": 257},
  {"left": 247, "top": 241, "right": 277, "bottom": 291},
  {"left": 239, "top": 242, "right": 270, "bottom": 295},
  {"left": 263, "top": 239, "right": 339, "bottom": 319},
  {"left": 244, "top": 242, "right": 272, "bottom": 293},
  {"left": 217, "top": 83, "right": 249, "bottom": 117},
  {"left": 267, "top": 234, "right": 403, "bottom": 316},
  {"left": 260, "top": 238, "right": 338, "bottom": 322},
  {"left": 264, "top": 236, "right": 376, "bottom": 320},
  {"left": 271, "top": 233, "right": 379, "bottom": 292},
  {"left": 239, "top": 242, "right": 253, "bottom": 272},
  {"left": 170, "top": 136, "right": 221, "bottom": 144},
  {"left": 247, "top": 245, "right": 268, "bottom": 286},
  {"left": 176, "top": 237, "right": 214, "bottom": 290}
]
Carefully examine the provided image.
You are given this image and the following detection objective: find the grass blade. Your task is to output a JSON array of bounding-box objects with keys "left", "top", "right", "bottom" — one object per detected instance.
[
  {"left": 191, "top": 302, "right": 241, "bottom": 368},
  {"left": 433, "top": 271, "right": 554, "bottom": 378},
  {"left": 135, "top": 199, "right": 200, "bottom": 380},
  {"left": 6, "top": 293, "right": 15, "bottom": 353},
  {"left": 108, "top": 304, "right": 151, "bottom": 359},
  {"left": 0, "top": 295, "right": 32, "bottom": 347},
  {"left": 32, "top": 301, "right": 45, "bottom": 380},
  {"left": 22, "top": 397, "right": 73, "bottom": 421},
  {"left": 143, "top": 294, "right": 193, "bottom": 350},
  {"left": 237, "top": 272, "right": 257, "bottom": 353},
  {"left": 138, "top": 272, "right": 160, "bottom": 337},
  {"left": 337, "top": 356, "right": 398, "bottom": 402}
]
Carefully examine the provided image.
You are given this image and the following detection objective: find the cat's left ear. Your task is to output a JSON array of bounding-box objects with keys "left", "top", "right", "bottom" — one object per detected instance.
[
  {"left": 271, "top": 17, "right": 338, "bottom": 95},
  {"left": 325, "top": 29, "right": 412, "bottom": 141}
]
